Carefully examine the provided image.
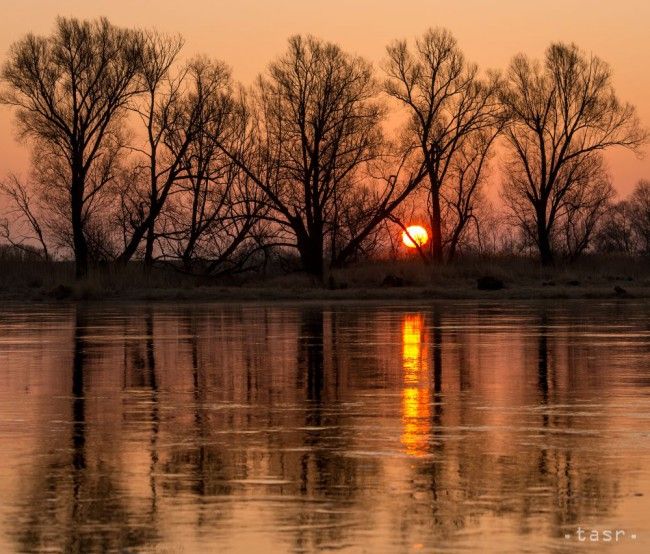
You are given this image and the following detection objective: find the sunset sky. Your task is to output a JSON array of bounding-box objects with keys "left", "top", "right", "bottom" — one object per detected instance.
[{"left": 0, "top": 0, "right": 648, "bottom": 196}]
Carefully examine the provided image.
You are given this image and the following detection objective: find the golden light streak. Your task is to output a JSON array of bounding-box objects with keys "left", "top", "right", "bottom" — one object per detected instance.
[{"left": 401, "top": 314, "right": 431, "bottom": 457}]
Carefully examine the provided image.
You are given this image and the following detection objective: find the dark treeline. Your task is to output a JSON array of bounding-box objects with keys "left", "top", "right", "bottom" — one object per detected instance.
[{"left": 0, "top": 17, "right": 647, "bottom": 280}]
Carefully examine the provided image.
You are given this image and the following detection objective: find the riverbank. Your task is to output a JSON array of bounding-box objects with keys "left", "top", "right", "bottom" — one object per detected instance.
[{"left": 1, "top": 256, "right": 649, "bottom": 302}]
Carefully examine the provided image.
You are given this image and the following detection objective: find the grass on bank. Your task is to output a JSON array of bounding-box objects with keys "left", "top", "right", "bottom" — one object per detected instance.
[{"left": 0, "top": 254, "right": 649, "bottom": 301}]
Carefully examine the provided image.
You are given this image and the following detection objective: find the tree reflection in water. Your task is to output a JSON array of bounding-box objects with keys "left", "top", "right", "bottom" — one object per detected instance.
[{"left": 0, "top": 302, "right": 648, "bottom": 552}]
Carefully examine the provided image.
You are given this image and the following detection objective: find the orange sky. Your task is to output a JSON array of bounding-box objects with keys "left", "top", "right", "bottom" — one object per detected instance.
[{"left": 0, "top": 0, "right": 648, "bottom": 196}]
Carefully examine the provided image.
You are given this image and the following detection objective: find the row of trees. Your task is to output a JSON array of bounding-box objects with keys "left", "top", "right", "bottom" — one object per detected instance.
[{"left": 0, "top": 18, "right": 647, "bottom": 279}]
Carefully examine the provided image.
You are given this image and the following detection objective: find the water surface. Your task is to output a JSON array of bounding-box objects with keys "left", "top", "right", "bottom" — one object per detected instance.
[{"left": 0, "top": 300, "right": 648, "bottom": 553}]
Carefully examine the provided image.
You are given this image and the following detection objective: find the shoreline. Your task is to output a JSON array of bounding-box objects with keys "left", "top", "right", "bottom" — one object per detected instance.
[
  {"left": 2, "top": 256, "right": 648, "bottom": 304},
  {"left": 2, "top": 283, "right": 648, "bottom": 304}
]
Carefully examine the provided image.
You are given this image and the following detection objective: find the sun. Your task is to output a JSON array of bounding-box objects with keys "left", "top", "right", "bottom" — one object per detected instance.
[{"left": 402, "top": 225, "right": 429, "bottom": 249}]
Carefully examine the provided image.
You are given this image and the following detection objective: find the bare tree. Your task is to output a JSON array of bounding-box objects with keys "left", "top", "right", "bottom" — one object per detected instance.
[
  {"left": 500, "top": 42, "right": 646, "bottom": 264},
  {"left": 114, "top": 31, "right": 189, "bottom": 267},
  {"left": 441, "top": 127, "right": 500, "bottom": 260},
  {"left": 384, "top": 28, "right": 500, "bottom": 262},
  {"left": 1, "top": 17, "right": 143, "bottom": 277},
  {"left": 32, "top": 134, "right": 126, "bottom": 261},
  {"left": 215, "top": 35, "right": 428, "bottom": 279},
  {"left": 504, "top": 152, "right": 614, "bottom": 259},
  {"left": 1, "top": 128, "right": 125, "bottom": 263},
  {"left": 329, "top": 152, "right": 429, "bottom": 268},
  {"left": 556, "top": 156, "right": 614, "bottom": 259},
  {"left": 252, "top": 35, "right": 383, "bottom": 277},
  {"left": 157, "top": 78, "right": 268, "bottom": 274}
]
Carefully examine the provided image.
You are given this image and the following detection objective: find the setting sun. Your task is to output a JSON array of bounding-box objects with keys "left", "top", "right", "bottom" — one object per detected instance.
[{"left": 402, "top": 225, "right": 429, "bottom": 249}]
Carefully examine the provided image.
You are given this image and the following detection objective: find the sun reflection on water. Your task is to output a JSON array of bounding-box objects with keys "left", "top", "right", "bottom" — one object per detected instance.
[{"left": 401, "top": 314, "right": 431, "bottom": 457}]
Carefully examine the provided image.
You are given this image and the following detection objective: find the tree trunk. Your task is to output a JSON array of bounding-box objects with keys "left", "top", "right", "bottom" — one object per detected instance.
[
  {"left": 536, "top": 206, "right": 554, "bottom": 265},
  {"left": 115, "top": 199, "right": 163, "bottom": 266},
  {"left": 430, "top": 185, "right": 443, "bottom": 262},
  {"left": 298, "top": 233, "right": 324, "bottom": 280},
  {"left": 144, "top": 220, "right": 155, "bottom": 270},
  {"left": 71, "top": 176, "right": 88, "bottom": 279}
]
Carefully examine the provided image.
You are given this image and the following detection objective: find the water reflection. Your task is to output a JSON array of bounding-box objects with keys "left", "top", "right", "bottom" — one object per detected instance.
[
  {"left": 0, "top": 301, "right": 648, "bottom": 552},
  {"left": 401, "top": 314, "right": 431, "bottom": 457}
]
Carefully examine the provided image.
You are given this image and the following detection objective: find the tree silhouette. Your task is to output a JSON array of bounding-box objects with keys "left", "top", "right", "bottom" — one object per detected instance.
[
  {"left": 116, "top": 30, "right": 185, "bottom": 268},
  {"left": 1, "top": 17, "right": 143, "bottom": 277},
  {"left": 1, "top": 18, "right": 648, "bottom": 274},
  {"left": 384, "top": 28, "right": 501, "bottom": 262},
  {"left": 500, "top": 43, "right": 646, "bottom": 264},
  {"left": 249, "top": 35, "right": 383, "bottom": 277},
  {"left": 156, "top": 62, "right": 268, "bottom": 274},
  {"left": 215, "top": 35, "right": 429, "bottom": 278}
]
